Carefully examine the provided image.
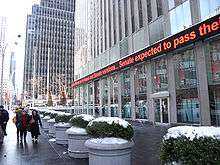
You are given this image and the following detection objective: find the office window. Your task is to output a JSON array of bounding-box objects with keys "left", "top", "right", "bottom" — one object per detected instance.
[
  {"left": 199, "top": 0, "right": 220, "bottom": 20},
  {"left": 138, "top": 0, "right": 143, "bottom": 28}
]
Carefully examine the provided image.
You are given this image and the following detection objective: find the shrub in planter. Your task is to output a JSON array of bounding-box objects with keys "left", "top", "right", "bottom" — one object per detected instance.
[
  {"left": 55, "top": 114, "right": 73, "bottom": 123},
  {"left": 66, "top": 114, "right": 95, "bottom": 158},
  {"left": 160, "top": 126, "right": 220, "bottom": 165},
  {"left": 86, "top": 117, "right": 134, "bottom": 140},
  {"left": 85, "top": 117, "right": 134, "bottom": 165}
]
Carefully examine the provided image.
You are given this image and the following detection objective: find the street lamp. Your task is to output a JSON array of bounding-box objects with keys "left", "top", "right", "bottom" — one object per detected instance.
[{"left": 0, "top": 35, "right": 21, "bottom": 106}]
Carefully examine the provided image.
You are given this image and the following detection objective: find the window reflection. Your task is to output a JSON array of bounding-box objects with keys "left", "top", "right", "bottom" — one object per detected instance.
[
  {"left": 121, "top": 69, "right": 132, "bottom": 118},
  {"left": 152, "top": 57, "right": 168, "bottom": 92},
  {"left": 88, "top": 83, "right": 93, "bottom": 115},
  {"left": 110, "top": 74, "right": 119, "bottom": 117},
  {"left": 94, "top": 80, "right": 100, "bottom": 117},
  {"left": 101, "top": 78, "right": 109, "bottom": 117},
  {"left": 83, "top": 84, "right": 87, "bottom": 113},
  {"left": 134, "top": 64, "right": 148, "bottom": 119},
  {"left": 199, "top": 0, "right": 220, "bottom": 20},
  {"left": 169, "top": 0, "right": 192, "bottom": 34}
]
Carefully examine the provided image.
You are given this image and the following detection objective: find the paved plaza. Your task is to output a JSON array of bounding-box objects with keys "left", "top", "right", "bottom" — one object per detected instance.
[{"left": 0, "top": 113, "right": 168, "bottom": 165}]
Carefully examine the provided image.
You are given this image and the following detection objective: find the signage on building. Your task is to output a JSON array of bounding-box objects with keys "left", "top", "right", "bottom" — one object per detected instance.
[{"left": 72, "top": 14, "right": 220, "bottom": 88}]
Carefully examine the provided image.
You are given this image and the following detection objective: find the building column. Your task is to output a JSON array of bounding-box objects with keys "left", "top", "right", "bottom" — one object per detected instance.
[
  {"left": 195, "top": 42, "right": 211, "bottom": 126},
  {"left": 146, "top": 62, "right": 154, "bottom": 123},
  {"left": 151, "top": 0, "right": 158, "bottom": 21},
  {"left": 130, "top": 67, "right": 136, "bottom": 120},
  {"left": 167, "top": 55, "right": 177, "bottom": 124},
  {"left": 133, "top": 0, "right": 140, "bottom": 31},
  {"left": 120, "top": 0, "right": 126, "bottom": 38},
  {"left": 126, "top": 0, "right": 133, "bottom": 35},
  {"left": 92, "top": 81, "right": 95, "bottom": 116},
  {"left": 86, "top": 84, "right": 89, "bottom": 114},
  {"left": 107, "top": 76, "right": 111, "bottom": 117},
  {"left": 99, "top": 79, "right": 103, "bottom": 117},
  {"left": 190, "top": 0, "right": 200, "bottom": 24}
]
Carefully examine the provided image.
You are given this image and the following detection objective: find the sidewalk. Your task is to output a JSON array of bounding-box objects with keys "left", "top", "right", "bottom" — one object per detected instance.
[{"left": 0, "top": 112, "right": 168, "bottom": 165}]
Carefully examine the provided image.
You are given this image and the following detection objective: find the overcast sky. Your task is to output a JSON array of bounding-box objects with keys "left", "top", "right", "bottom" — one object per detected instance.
[{"left": 0, "top": 0, "right": 40, "bottom": 95}]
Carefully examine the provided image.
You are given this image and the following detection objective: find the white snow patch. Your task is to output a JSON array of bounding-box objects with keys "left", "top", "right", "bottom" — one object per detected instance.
[
  {"left": 54, "top": 122, "right": 71, "bottom": 127},
  {"left": 48, "top": 119, "right": 55, "bottom": 123},
  {"left": 88, "top": 117, "right": 130, "bottom": 128},
  {"left": 90, "top": 138, "right": 128, "bottom": 144},
  {"left": 72, "top": 114, "right": 94, "bottom": 122},
  {"left": 49, "top": 138, "right": 56, "bottom": 142},
  {"left": 66, "top": 127, "right": 87, "bottom": 135},
  {"left": 165, "top": 126, "right": 220, "bottom": 140},
  {"left": 43, "top": 116, "right": 50, "bottom": 120}
]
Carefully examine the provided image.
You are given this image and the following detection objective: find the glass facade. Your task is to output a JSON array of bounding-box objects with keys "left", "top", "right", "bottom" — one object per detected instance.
[
  {"left": 175, "top": 49, "right": 200, "bottom": 124},
  {"left": 199, "top": 0, "right": 220, "bottom": 20},
  {"left": 101, "top": 78, "right": 109, "bottom": 117},
  {"left": 110, "top": 74, "right": 119, "bottom": 117},
  {"left": 206, "top": 40, "right": 220, "bottom": 126},
  {"left": 88, "top": 83, "right": 93, "bottom": 115},
  {"left": 121, "top": 69, "right": 132, "bottom": 118},
  {"left": 152, "top": 57, "right": 168, "bottom": 92},
  {"left": 169, "top": 0, "right": 192, "bottom": 34},
  {"left": 94, "top": 80, "right": 100, "bottom": 117},
  {"left": 134, "top": 64, "right": 148, "bottom": 119}
]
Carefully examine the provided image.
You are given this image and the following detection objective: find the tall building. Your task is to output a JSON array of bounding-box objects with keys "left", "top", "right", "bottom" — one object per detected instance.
[
  {"left": 9, "top": 52, "right": 16, "bottom": 104},
  {"left": 23, "top": 0, "right": 75, "bottom": 100},
  {"left": 0, "top": 16, "right": 7, "bottom": 104},
  {"left": 73, "top": 0, "right": 220, "bottom": 126}
]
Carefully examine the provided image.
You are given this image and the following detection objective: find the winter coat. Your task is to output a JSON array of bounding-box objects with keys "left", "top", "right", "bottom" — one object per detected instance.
[
  {"left": 16, "top": 113, "right": 30, "bottom": 130},
  {"left": 0, "top": 109, "right": 9, "bottom": 125},
  {"left": 29, "top": 114, "right": 42, "bottom": 135}
]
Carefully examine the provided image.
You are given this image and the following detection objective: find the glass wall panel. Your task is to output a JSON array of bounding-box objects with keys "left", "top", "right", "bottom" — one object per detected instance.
[
  {"left": 110, "top": 74, "right": 119, "bottom": 117},
  {"left": 88, "top": 82, "right": 93, "bottom": 115},
  {"left": 199, "top": 0, "right": 220, "bottom": 20},
  {"left": 83, "top": 84, "right": 88, "bottom": 114},
  {"left": 134, "top": 64, "right": 148, "bottom": 119},
  {"left": 101, "top": 78, "right": 109, "bottom": 117},
  {"left": 121, "top": 69, "right": 132, "bottom": 118},
  {"left": 94, "top": 80, "right": 100, "bottom": 117},
  {"left": 79, "top": 86, "right": 83, "bottom": 114},
  {"left": 152, "top": 57, "right": 168, "bottom": 92},
  {"left": 206, "top": 40, "right": 220, "bottom": 126},
  {"left": 175, "top": 49, "right": 200, "bottom": 124},
  {"left": 169, "top": 0, "right": 192, "bottom": 34}
]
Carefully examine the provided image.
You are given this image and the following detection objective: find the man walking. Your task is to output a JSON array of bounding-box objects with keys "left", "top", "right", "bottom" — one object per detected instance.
[{"left": 0, "top": 105, "right": 9, "bottom": 136}]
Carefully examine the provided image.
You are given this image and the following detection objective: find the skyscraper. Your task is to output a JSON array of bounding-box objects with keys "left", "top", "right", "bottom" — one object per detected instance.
[
  {"left": 9, "top": 52, "right": 16, "bottom": 104},
  {"left": 23, "top": 0, "right": 75, "bottom": 100}
]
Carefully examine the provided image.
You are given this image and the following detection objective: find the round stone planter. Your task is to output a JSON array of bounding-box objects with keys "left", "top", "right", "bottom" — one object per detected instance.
[
  {"left": 66, "top": 127, "right": 90, "bottom": 158},
  {"left": 42, "top": 116, "right": 50, "bottom": 132},
  {"left": 48, "top": 119, "right": 56, "bottom": 137},
  {"left": 55, "top": 123, "right": 71, "bottom": 145},
  {"left": 85, "top": 138, "right": 134, "bottom": 165}
]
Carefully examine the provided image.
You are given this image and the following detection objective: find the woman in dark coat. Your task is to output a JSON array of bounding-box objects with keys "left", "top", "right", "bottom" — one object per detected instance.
[{"left": 29, "top": 110, "right": 42, "bottom": 142}]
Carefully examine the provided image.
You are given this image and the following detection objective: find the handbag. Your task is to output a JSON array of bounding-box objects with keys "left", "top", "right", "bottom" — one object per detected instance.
[{"left": 30, "top": 117, "right": 35, "bottom": 124}]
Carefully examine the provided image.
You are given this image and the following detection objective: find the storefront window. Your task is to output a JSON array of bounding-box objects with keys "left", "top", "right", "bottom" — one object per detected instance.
[
  {"left": 83, "top": 84, "right": 88, "bottom": 113},
  {"left": 88, "top": 83, "right": 93, "bottom": 115},
  {"left": 206, "top": 41, "right": 220, "bottom": 126},
  {"left": 199, "top": 0, "right": 220, "bottom": 21},
  {"left": 175, "top": 49, "right": 197, "bottom": 89},
  {"left": 175, "top": 49, "right": 200, "bottom": 124},
  {"left": 134, "top": 64, "right": 148, "bottom": 119},
  {"left": 101, "top": 78, "right": 109, "bottom": 117},
  {"left": 74, "top": 87, "right": 80, "bottom": 106},
  {"left": 152, "top": 57, "right": 168, "bottom": 92},
  {"left": 110, "top": 74, "right": 119, "bottom": 117},
  {"left": 169, "top": 0, "right": 192, "bottom": 34},
  {"left": 94, "top": 80, "right": 100, "bottom": 117},
  {"left": 79, "top": 86, "right": 83, "bottom": 114},
  {"left": 121, "top": 69, "right": 132, "bottom": 118},
  {"left": 176, "top": 89, "right": 200, "bottom": 124}
]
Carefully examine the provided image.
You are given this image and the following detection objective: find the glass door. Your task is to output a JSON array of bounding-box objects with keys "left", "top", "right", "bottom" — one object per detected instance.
[{"left": 154, "top": 98, "right": 169, "bottom": 123}]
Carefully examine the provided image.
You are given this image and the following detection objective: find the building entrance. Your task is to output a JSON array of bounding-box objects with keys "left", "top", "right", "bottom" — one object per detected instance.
[{"left": 154, "top": 98, "right": 169, "bottom": 123}]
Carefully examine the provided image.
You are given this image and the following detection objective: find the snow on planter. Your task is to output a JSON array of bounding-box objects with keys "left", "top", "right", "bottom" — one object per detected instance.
[
  {"left": 43, "top": 115, "right": 50, "bottom": 120},
  {"left": 165, "top": 126, "right": 220, "bottom": 140},
  {"left": 66, "top": 114, "right": 94, "bottom": 158},
  {"left": 88, "top": 117, "right": 130, "bottom": 128},
  {"left": 85, "top": 117, "right": 134, "bottom": 165}
]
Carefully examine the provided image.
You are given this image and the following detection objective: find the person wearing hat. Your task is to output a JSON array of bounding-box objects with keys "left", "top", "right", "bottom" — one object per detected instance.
[
  {"left": 15, "top": 108, "right": 30, "bottom": 143},
  {"left": 0, "top": 105, "right": 9, "bottom": 136}
]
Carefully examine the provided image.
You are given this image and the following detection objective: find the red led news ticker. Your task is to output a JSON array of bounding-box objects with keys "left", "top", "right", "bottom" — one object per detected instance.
[{"left": 72, "top": 14, "right": 220, "bottom": 88}]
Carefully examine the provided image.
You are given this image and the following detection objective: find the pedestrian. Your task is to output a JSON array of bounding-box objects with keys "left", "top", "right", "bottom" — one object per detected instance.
[
  {"left": 29, "top": 110, "right": 42, "bottom": 142},
  {"left": 24, "top": 104, "right": 30, "bottom": 115},
  {"left": 15, "top": 109, "right": 30, "bottom": 143},
  {"left": 0, "top": 105, "right": 9, "bottom": 136},
  {"left": 0, "top": 110, "right": 5, "bottom": 143}
]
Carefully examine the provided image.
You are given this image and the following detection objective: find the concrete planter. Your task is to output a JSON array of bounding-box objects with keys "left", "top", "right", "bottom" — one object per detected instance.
[
  {"left": 85, "top": 138, "right": 134, "bottom": 165},
  {"left": 48, "top": 119, "right": 56, "bottom": 137},
  {"left": 66, "top": 127, "right": 90, "bottom": 158},
  {"left": 55, "top": 123, "right": 71, "bottom": 145},
  {"left": 42, "top": 116, "right": 50, "bottom": 132}
]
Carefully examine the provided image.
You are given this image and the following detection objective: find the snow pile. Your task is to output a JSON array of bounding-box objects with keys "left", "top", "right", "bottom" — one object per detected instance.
[
  {"left": 73, "top": 114, "right": 94, "bottom": 122},
  {"left": 88, "top": 117, "right": 130, "bottom": 128},
  {"left": 48, "top": 119, "right": 55, "bottom": 123},
  {"left": 49, "top": 138, "right": 56, "bottom": 142},
  {"left": 54, "top": 122, "right": 71, "bottom": 127},
  {"left": 43, "top": 116, "right": 50, "bottom": 120},
  {"left": 90, "top": 138, "right": 128, "bottom": 144},
  {"left": 165, "top": 126, "right": 220, "bottom": 140},
  {"left": 66, "top": 126, "right": 87, "bottom": 135}
]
